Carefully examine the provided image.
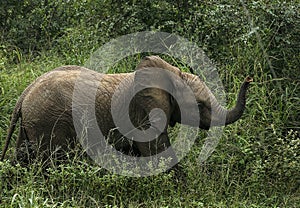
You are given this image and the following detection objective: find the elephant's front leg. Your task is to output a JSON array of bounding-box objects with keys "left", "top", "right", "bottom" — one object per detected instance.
[{"left": 134, "top": 132, "right": 178, "bottom": 170}]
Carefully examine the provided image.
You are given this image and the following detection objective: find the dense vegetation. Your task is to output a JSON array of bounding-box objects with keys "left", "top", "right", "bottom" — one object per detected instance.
[{"left": 0, "top": 0, "right": 299, "bottom": 207}]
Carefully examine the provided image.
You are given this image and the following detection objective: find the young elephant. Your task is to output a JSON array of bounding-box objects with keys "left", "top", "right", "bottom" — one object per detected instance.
[{"left": 1, "top": 56, "right": 252, "bottom": 171}]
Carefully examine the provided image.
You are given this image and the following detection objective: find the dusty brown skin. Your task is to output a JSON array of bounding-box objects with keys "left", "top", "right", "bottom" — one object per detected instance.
[{"left": 0, "top": 56, "right": 252, "bottom": 164}]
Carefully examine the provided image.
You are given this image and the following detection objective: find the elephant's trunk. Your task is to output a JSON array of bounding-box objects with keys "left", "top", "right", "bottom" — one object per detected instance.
[
  {"left": 224, "top": 76, "right": 253, "bottom": 124},
  {"left": 212, "top": 77, "right": 253, "bottom": 126}
]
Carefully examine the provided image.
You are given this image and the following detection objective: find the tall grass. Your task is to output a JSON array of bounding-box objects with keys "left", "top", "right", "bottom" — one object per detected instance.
[{"left": 0, "top": 49, "right": 299, "bottom": 207}]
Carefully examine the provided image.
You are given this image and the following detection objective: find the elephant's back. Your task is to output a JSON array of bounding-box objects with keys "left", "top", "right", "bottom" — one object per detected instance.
[
  {"left": 21, "top": 68, "right": 85, "bottom": 115},
  {"left": 21, "top": 66, "right": 132, "bottom": 111}
]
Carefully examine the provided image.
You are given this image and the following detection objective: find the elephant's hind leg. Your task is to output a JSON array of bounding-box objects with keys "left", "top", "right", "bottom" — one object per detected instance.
[{"left": 15, "top": 125, "right": 36, "bottom": 165}]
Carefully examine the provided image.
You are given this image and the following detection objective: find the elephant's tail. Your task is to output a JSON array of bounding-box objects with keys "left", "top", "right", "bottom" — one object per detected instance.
[
  {"left": 0, "top": 98, "right": 22, "bottom": 161},
  {"left": 1, "top": 73, "right": 40, "bottom": 161}
]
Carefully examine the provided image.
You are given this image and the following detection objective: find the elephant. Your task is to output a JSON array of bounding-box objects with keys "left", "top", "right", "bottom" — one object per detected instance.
[{"left": 0, "top": 55, "right": 252, "bottom": 171}]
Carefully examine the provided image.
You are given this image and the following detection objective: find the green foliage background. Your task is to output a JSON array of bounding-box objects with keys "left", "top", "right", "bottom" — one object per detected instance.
[{"left": 0, "top": 0, "right": 299, "bottom": 207}]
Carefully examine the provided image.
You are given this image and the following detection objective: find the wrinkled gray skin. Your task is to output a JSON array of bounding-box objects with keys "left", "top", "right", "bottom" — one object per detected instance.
[{"left": 0, "top": 56, "right": 252, "bottom": 165}]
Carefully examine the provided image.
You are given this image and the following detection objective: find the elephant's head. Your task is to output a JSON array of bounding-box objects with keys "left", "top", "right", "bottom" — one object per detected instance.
[{"left": 135, "top": 56, "right": 252, "bottom": 130}]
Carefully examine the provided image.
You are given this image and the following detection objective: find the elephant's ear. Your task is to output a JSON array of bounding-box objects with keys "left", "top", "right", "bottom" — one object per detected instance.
[
  {"left": 133, "top": 67, "right": 178, "bottom": 128},
  {"left": 134, "top": 66, "right": 200, "bottom": 127},
  {"left": 134, "top": 67, "right": 175, "bottom": 91},
  {"left": 133, "top": 66, "right": 197, "bottom": 127}
]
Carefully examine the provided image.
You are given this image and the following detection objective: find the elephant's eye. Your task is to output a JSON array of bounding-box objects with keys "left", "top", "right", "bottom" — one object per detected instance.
[{"left": 197, "top": 102, "right": 204, "bottom": 108}]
